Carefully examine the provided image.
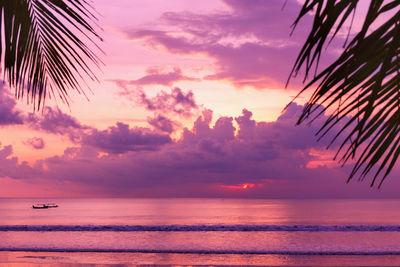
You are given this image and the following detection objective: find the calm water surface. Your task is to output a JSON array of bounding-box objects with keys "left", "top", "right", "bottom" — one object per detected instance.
[
  {"left": 2, "top": 198, "right": 400, "bottom": 225},
  {"left": 1, "top": 198, "right": 400, "bottom": 265}
]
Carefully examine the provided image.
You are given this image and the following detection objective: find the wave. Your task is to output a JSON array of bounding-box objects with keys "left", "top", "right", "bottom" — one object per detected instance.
[
  {"left": 2, "top": 224, "right": 400, "bottom": 232},
  {"left": 1, "top": 248, "right": 400, "bottom": 255}
]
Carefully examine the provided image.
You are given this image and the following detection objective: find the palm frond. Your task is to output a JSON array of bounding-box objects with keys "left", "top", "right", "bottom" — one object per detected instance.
[
  {"left": 289, "top": 0, "right": 400, "bottom": 187},
  {"left": 0, "top": 0, "right": 102, "bottom": 109}
]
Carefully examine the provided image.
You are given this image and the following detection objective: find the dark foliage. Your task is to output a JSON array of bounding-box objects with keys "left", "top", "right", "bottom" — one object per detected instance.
[
  {"left": 0, "top": 0, "right": 102, "bottom": 109},
  {"left": 290, "top": 0, "right": 400, "bottom": 187}
]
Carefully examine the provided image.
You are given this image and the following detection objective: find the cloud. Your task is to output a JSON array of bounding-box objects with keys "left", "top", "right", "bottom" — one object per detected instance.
[
  {"left": 147, "top": 114, "right": 177, "bottom": 133},
  {"left": 1, "top": 100, "right": 391, "bottom": 198},
  {"left": 113, "top": 67, "right": 198, "bottom": 88},
  {"left": 119, "top": 87, "right": 198, "bottom": 117},
  {"left": 0, "top": 84, "right": 24, "bottom": 125},
  {"left": 0, "top": 84, "right": 90, "bottom": 144},
  {"left": 0, "top": 144, "right": 38, "bottom": 180},
  {"left": 3, "top": 102, "right": 370, "bottom": 197},
  {"left": 127, "top": 0, "right": 340, "bottom": 89},
  {"left": 0, "top": 83, "right": 87, "bottom": 143},
  {"left": 27, "top": 107, "right": 88, "bottom": 142},
  {"left": 37, "top": 104, "right": 316, "bottom": 189},
  {"left": 24, "top": 137, "right": 45, "bottom": 150},
  {"left": 82, "top": 122, "right": 172, "bottom": 154}
]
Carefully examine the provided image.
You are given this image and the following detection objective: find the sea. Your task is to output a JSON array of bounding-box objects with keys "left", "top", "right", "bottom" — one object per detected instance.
[{"left": 1, "top": 198, "right": 400, "bottom": 266}]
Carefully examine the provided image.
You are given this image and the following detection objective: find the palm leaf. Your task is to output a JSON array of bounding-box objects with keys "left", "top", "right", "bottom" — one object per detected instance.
[
  {"left": 289, "top": 0, "right": 400, "bottom": 187},
  {"left": 0, "top": 0, "right": 102, "bottom": 109}
]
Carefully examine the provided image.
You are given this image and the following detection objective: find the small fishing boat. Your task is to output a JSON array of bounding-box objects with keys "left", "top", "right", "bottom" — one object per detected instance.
[
  {"left": 32, "top": 203, "right": 58, "bottom": 209},
  {"left": 32, "top": 204, "right": 48, "bottom": 209}
]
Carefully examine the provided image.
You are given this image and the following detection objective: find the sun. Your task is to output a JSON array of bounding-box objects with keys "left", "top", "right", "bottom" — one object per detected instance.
[{"left": 220, "top": 183, "right": 255, "bottom": 190}]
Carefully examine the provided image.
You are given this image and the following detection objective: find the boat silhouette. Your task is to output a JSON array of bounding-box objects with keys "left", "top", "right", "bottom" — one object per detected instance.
[{"left": 32, "top": 203, "right": 58, "bottom": 209}]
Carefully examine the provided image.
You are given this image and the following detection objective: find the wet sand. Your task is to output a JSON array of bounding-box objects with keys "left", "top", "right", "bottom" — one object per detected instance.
[{"left": 3, "top": 251, "right": 400, "bottom": 266}]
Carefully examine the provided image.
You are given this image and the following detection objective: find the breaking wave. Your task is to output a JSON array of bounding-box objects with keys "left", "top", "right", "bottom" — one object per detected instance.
[{"left": 1, "top": 224, "right": 400, "bottom": 232}]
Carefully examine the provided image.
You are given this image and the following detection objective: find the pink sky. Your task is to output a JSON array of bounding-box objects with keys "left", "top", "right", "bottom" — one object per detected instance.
[{"left": 0, "top": 0, "right": 398, "bottom": 198}]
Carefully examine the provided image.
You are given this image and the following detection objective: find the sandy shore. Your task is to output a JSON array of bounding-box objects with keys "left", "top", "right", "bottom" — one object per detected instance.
[{"left": 3, "top": 251, "right": 400, "bottom": 266}]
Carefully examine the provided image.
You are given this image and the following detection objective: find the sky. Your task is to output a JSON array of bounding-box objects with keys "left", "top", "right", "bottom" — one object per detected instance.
[{"left": 0, "top": 0, "right": 399, "bottom": 198}]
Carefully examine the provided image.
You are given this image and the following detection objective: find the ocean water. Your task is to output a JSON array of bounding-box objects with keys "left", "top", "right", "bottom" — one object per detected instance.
[{"left": 2, "top": 198, "right": 400, "bottom": 266}]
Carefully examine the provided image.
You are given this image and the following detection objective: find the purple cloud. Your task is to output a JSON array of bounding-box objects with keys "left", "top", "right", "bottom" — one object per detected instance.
[
  {"left": 119, "top": 87, "right": 198, "bottom": 117},
  {"left": 28, "top": 107, "right": 82, "bottom": 132},
  {"left": 148, "top": 114, "right": 176, "bottom": 133},
  {"left": 128, "top": 0, "right": 341, "bottom": 89},
  {"left": 0, "top": 84, "right": 24, "bottom": 125},
  {"left": 82, "top": 122, "right": 172, "bottom": 154},
  {"left": 0, "top": 93, "right": 387, "bottom": 198},
  {"left": 113, "top": 67, "right": 198, "bottom": 88},
  {"left": 27, "top": 107, "right": 87, "bottom": 142},
  {"left": 24, "top": 137, "right": 45, "bottom": 150},
  {"left": 0, "top": 144, "right": 38, "bottom": 180},
  {"left": 6, "top": 102, "right": 372, "bottom": 198}
]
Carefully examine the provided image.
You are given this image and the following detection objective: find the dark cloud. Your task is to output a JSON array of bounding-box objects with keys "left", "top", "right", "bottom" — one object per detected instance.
[
  {"left": 82, "top": 122, "right": 172, "bottom": 154},
  {"left": 113, "top": 67, "right": 198, "bottom": 88},
  {"left": 1, "top": 100, "right": 391, "bottom": 198},
  {"left": 147, "top": 114, "right": 176, "bottom": 133},
  {"left": 0, "top": 144, "right": 38, "bottom": 180},
  {"left": 128, "top": 0, "right": 341, "bottom": 89},
  {"left": 119, "top": 87, "right": 198, "bottom": 117},
  {"left": 0, "top": 83, "right": 86, "bottom": 142},
  {"left": 28, "top": 107, "right": 83, "bottom": 132},
  {"left": 0, "top": 84, "right": 24, "bottom": 125},
  {"left": 5, "top": 102, "right": 370, "bottom": 197},
  {"left": 24, "top": 137, "right": 45, "bottom": 150},
  {"left": 27, "top": 107, "right": 87, "bottom": 142}
]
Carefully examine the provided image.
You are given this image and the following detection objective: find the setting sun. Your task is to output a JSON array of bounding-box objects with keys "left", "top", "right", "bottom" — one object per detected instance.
[{"left": 221, "top": 183, "right": 255, "bottom": 190}]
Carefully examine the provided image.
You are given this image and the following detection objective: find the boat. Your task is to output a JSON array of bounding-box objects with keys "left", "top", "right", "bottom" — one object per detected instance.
[
  {"left": 32, "top": 203, "right": 58, "bottom": 209},
  {"left": 32, "top": 204, "right": 49, "bottom": 209}
]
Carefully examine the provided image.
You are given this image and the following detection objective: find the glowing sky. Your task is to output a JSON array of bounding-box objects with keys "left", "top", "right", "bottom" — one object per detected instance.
[{"left": 0, "top": 0, "right": 399, "bottom": 198}]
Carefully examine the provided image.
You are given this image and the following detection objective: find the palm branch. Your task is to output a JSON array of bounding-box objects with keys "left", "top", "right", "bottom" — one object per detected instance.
[
  {"left": 289, "top": 0, "right": 400, "bottom": 187},
  {"left": 0, "top": 0, "right": 102, "bottom": 109}
]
